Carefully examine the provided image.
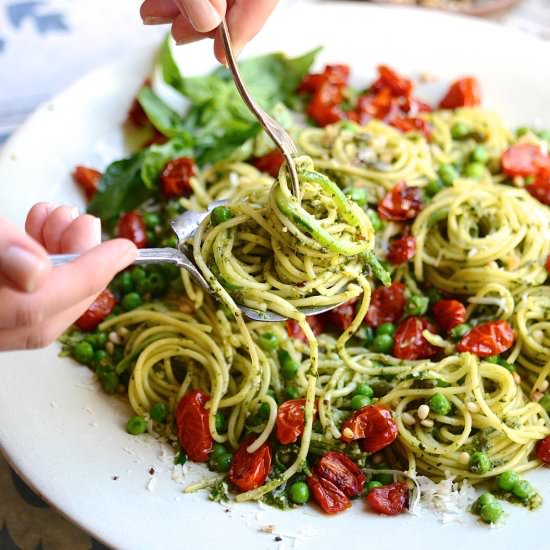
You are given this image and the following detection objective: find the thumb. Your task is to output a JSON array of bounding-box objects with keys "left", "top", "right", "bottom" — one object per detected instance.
[{"left": 0, "top": 218, "right": 51, "bottom": 293}]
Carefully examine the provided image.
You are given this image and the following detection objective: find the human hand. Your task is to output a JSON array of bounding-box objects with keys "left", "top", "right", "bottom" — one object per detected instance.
[
  {"left": 140, "top": 0, "right": 279, "bottom": 63},
  {"left": 0, "top": 203, "right": 137, "bottom": 351}
]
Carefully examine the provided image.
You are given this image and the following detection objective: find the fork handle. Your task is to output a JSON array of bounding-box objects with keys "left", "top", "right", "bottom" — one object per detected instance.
[{"left": 49, "top": 247, "right": 185, "bottom": 267}]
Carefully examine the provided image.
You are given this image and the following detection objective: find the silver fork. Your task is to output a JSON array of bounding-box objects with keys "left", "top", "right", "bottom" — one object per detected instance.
[
  {"left": 219, "top": 19, "right": 301, "bottom": 200},
  {"left": 49, "top": 202, "right": 342, "bottom": 322}
]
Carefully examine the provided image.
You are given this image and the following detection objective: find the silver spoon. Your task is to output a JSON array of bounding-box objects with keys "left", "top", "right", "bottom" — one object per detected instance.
[
  {"left": 218, "top": 19, "right": 301, "bottom": 199},
  {"left": 49, "top": 202, "right": 342, "bottom": 322}
]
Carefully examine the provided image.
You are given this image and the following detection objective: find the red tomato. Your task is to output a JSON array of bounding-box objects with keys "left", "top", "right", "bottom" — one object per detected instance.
[
  {"left": 378, "top": 181, "right": 422, "bottom": 221},
  {"left": 127, "top": 79, "right": 152, "bottom": 127},
  {"left": 367, "top": 482, "right": 409, "bottom": 515},
  {"left": 438, "top": 77, "right": 481, "bottom": 109},
  {"left": 142, "top": 129, "right": 169, "bottom": 149},
  {"left": 387, "top": 235, "right": 416, "bottom": 266},
  {"left": 307, "top": 473, "right": 351, "bottom": 514},
  {"left": 286, "top": 316, "right": 325, "bottom": 343},
  {"left": 251, "top": 150, "right": 285, "bottom": 178},
  {"left": 228, "top": 437, "right": 272, "bottom": 492},
  {"left": 276, "top": 399, "right": 307, "bottom": 445},
  {"left": 74, "top": 289, "right": 116, "bottom": 331},
  {"left": 456, "top": 320, "right": 515, "bottom": 357},
  {"left": 160, "top": 157, "right": 195, "bottom": 198},
  {"left": 315, "top": 451, "right": 366, "bottom": 498},
  {"left": 175, "top": 390, "right": 213, "bottom": 462},
  {"left": 391, "top": 117, "right": 432, "bottom": 140},
  {"left": 324, "top": 298, "right": 359, "bottom": 331},
  {"left": 526, "top": 176, "right": 550, "bottom": 206},
  {"left": 117, "top": 212, "right": 148, "bottom": 248},
  {"left": 341, "top": 405, "right": 398, "bottom": 453},
  {"left": 432, "top": 299, "right": 466, "bottom": 333},
  {"left": 501, "top": 143, "right": 550, "bottom": 178},
  {"left": 355, "top": 88, "right": 400, "bottom": 123},
  {"left": 372, "top": 65, "right": 413, "bottom": 98},
  {"left": 365, "top": 282, "right": 406, "bottom": 327},
  {"left": 536, "top": 436, "right": 550, "bottom": 464},
  {"left": 72, "top": 165, "right": 102, "bottom": 201},
  {"left": 393, "top": 316, "right": 438, "bottom": 360}
]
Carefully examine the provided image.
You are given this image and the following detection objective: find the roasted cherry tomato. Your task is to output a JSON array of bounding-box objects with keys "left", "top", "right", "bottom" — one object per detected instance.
[
  {"left": 371, "top": 65, "right": 413, "bottom": 98},
  {"left": 378, "top": 181, "right": 422, "bottom": 221},
  {"left": 536, "top": 436, "right": 550, "bottom": 464},
  {"left": 393, "top": 316, "right": 438, "bottom": 360},
  {"left": 276, "top": 399, "right": 307, "bottom": 445},
  {"left": 307, "top": 473, "right": 351, "bottom": 514},
  {"left": 456, "top": 320, "right": 515, "bottom": 357},
  {"left": 354, "top": 88, "right": 400, "bottom": 123},
  {"left": 341, "top": 405, "right": 398, "bottom": 453},
  {"left": 367, "top": 482, "right": 409, "bottom": 515},
  {"left": 391, "top": 117, "right": 432, "bottom": 140},
  {"left": 160, "top": 157, "right": 196, "bottom": 198},
  {"left": 175, "top": 390, "right": 213, "bottom": 462},
  {"left": 365, "top": 282, "right": 406, "bottom": 328},
  {"left": 286, "top": 316, "right": 325, "bottom": 343},
  {"left": 526, "top": 176, "right": 550, "bottom": 206},
  {"left": 315, "top": 451, "right": 366, "bottom": 498},
  {"left": 251, "top": 150, "right": 285, "bottom": 178},
  {"left": 117, "top": 212, "right": 148, "bottom": 248},
  {"left": 127, "top": 79, "right": 151, "bottom": 127},
  {"left": 298, "top": 64, "right": 350, "bottom": 93},
  {"left": 387, "top": 235, "right": 416, "bottom": 265},
  {"left": 74, "top": 289, "right": 116, "bottom": 331},
  {"left": 501, "top": 143, "right": 550, "bottom": 178},
  {"left": 431, "top": 299, "right": 466, "bottom": 333},
  {"left": 228, "top": 436, "right": 272, "bottom": 492},
  {"left": 438, "top": 77, "right": 481, "bottom": 109},
  {"left": 324, "top": 298, "right": 359, "bottom": 331},
  {"left": 72, "top": 165, "right": 102, "bottom": 201}
]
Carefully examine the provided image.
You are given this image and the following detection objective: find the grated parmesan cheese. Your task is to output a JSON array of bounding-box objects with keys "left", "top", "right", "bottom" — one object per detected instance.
[{"left": 146, "top": 477, "right": 157, "bottom": 492}]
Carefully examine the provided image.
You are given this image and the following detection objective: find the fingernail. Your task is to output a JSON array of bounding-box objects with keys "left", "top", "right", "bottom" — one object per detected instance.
[
  {"left": 91, "top": 217, "right": 102, "bottom": 245},
  {"left": 143, "top": 15, "right": 173, "bottom": 25},
  {"left": 175, "top": 0, "right": 221, "bottom": 32},
  {"left": 0, "top": 246, "right": 50, "bottom": 293}
]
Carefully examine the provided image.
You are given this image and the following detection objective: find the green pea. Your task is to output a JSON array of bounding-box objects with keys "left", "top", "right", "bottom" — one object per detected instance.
[
  {"left": 285, "top": 387, "right": 301, "bottom": 400},
  {"left": 74, "top": 341, "right": 94, "bottom": 365},
  {"left": 215, "top": 411, "right": 226, "bottom": 433},
  {"left": 427, "top": 287, "right": 442, "bottom": 305},
  {"left": 116, "top": 271, "right": 134, "bottom": 293},
  {"left": 480, "top": 501, "right": 503, "bottom": 524},
  {"left": 496, "top": 470, "right": 519, "bottom": 492},
  {"left": 211, "top": 206, "right": 234, "bottom": 225},
  {"left": 212, "top": 443, "right": 227, "bottom": 460},
  {"left": 127, "top": 415, "right": 147, "bottom": 435},
  {"left": 288, "top": 481, "right": 310, "bottom": 504},
  {"left": 101, "top": 371, "right": 119, "bottom": 394},
  {"left": 258, "top": 332, "right": 279, "bottom": 352},
  {"left": 345, "top": 188, "right": 367, "bottom": 206},
  {"left": 143, "top": 212, "right": 161, "bottom": 228},
  {"left": 150, "top": 402, "right": 168, "bottom": 423},
  {"left": 471, "top": 146, "right": 488, "bottom": 164},
  {"left": 469, "top": 451, "right": 492, "bottom": 474},
  {"left": 215, "top": 452, "right": 233, "bottom": 473},
  {"left": 425, "top": 179, "right": 444, "bottom": 197},
  {"left": 122, "top": 292, "right": 142, "bottom": 311},
  {"left": 512, "top": 479, "right": 534, "bottom": 500},
  {"left": 131, "top": 267, "right": 146, "bottom": 284},
  {"left": 162, "top": 263, "right": 181, "bottom": 281},
  {"left": 376, "top": 322, "right": 396, "bottom": 337},
  {"left": 94, "top": 350, "right": 110, "bottom": 368},
  {"left": 95, "top": 331, "right": 108, "bottom": 348},
  {"left": 146, "top": 230, "right": 157, "bottom": 246},
  {"left": 163, "top": 236, "right": 179, "bottom": 249},
  {"left": 438, "top": 164, "right": 459, "bottom": 186},
  {"left": 450, "top": 323, "right": 470, "bottom": 340},
  {"left": 258, "top": 402, "right": 271, "bottom": 420},
  {"left": 476, "top": 492, "right": 495, "bottom": 510},
  {"left": 366, "top": 480, "right": 384, "bottom": 492},
  {"left": 351, "top": 394, "right": 371, "bottom": 410},
  {"left": 464, "top": 162, "right": 485, "bottom": 179},
  {"left": 147, "top": 272, "right": 166, "bottom": 296},
  {"left": 371, "top": 333, "right": 394, "bottom": 354},
  {"left": 539, "top": 393, "right": 550, "bottom": 413},
  {"left": 367, "top": 209, "right": 383, "bottom": 231},
  {"left": 405, "top": 294, "right": 429, "bottom": 316},
  {"left": 429, "top": 393, "right": 451, "bottom": 415},
  {"left": 354, "top": 383, "right": 374, "bottom": 398},
  {"left": 363, "top": 326, "right": 374, "bottom": 347},
  {"left": 451, "top": 121, "right": 470, "bottom": 140},
  {"left": 278, "top": 350, "right": 299, "bottom": 379},
  {"left": 373, "top": 469, "right": 393, "bottom": 485}
]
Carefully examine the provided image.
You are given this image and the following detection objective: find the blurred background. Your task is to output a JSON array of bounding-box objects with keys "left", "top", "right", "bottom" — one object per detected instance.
[{"left": 0, "top": 0, "right": 549, "bottom": 548}]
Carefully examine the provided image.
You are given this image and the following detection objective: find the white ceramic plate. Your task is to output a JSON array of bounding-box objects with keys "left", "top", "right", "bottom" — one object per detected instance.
[{"left": 1, "top": 4, "right": 550, "bottom": 549}]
